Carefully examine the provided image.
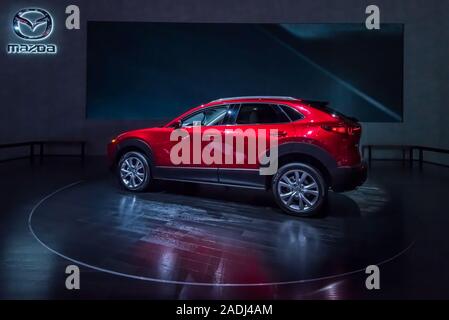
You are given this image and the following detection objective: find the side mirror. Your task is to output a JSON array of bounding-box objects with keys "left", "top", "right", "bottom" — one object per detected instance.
[{"left": 172, "top": 120, "right": 182, "bottom": 129}]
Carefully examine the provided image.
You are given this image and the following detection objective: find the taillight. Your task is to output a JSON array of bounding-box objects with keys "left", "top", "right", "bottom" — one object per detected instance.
[
  {"left": 348, "top": 126, "right": 361, "bottom": 135},
  {"left": 321, "top": 124, "right": 361, "bottom": 136}
]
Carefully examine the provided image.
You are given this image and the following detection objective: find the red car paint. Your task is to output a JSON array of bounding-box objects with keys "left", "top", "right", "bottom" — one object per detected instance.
[{"left": 108, "top": 97, "right": 362, "bottom": 169}]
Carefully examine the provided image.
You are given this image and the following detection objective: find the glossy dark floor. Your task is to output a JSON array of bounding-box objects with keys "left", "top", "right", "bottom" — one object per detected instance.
[{"left": 0, "top": 157, "right": 448, "bottom": 299}]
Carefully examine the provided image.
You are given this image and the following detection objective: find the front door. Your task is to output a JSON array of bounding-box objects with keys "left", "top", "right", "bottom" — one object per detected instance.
[{"left": 155, "top": 104, "right": 230, "bottom": 182}]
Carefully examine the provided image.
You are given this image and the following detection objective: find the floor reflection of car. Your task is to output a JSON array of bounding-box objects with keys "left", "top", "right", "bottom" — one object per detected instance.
[{"left": 107, "top": 96, "right": 367, "bottom": 216}]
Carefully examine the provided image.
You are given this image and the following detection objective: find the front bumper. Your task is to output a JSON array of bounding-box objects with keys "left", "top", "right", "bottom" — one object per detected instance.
[
  {"left": 107, "top": 142, "right": 117, "bottom": 169},
  {"left": 331, "top": 161, "right": 367, "bottom": 192}
]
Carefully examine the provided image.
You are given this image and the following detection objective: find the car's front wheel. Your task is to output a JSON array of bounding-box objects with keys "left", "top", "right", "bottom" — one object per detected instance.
[
  {"left": 118, "top": 151, "right": 151, "bottom": 191},
  {"left": 272, "top": 163, "right": 327, "bottom": 217}
]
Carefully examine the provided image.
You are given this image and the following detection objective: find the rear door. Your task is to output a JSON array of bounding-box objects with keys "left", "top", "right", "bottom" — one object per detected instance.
[{"left": 219, "top": 103, "right": 295, "bottom": 187}]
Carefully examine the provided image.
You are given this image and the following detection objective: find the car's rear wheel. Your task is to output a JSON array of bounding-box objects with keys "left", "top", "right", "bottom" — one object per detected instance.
[
  {"left": 272, "top": 163, "right": 327, "bottom": 217},
  {"left": 118, "top": 151, "right": 151, "bottom": 191}
]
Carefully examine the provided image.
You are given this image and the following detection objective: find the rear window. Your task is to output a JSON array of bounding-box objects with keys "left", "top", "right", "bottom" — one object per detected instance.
[{"left": 307, "top": 102, "right": 358, "bottom": 123}]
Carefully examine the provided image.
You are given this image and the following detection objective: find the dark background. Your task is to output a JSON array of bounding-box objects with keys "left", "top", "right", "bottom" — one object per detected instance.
[
  {"left": 0, "top": 0, "right": 448, "bottom": 164},
  {"left": 86, "top": 22, "right": 403, "bottom": 122}
]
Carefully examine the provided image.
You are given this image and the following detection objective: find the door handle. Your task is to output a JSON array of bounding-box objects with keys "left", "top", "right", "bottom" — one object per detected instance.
[{"left": 271, "top": 131, "right": 287, "bottom": 137}]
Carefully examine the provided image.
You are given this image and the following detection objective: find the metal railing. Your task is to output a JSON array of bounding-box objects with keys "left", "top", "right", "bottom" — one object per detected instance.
[
  {"left": 362, "top": 145, "right": 449, "bottom": 169},
  {"left": 0, "top": 140, "right": 86, "bottom": 164}
]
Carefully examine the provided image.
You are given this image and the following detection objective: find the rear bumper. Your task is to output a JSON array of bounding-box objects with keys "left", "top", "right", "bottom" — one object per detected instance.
[{"left": 331, "top": 161, "right": 367, "bottom": 192}]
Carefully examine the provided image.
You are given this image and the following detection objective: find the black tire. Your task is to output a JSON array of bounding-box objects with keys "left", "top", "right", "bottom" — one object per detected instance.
[
  {"left": 117, "top": 151, "right": 152, "bottom": 191},
  {"left": 272, "top": 162, "right": 327, "bottom": 217}
]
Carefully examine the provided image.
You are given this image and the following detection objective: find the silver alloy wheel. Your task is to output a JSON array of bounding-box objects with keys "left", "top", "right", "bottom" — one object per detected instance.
[
  {"left": 277, "top": 169, "right": 320, "bottom": 213},
  {"left": 120, "top": 156, "right": 146, "bottom": 189}
]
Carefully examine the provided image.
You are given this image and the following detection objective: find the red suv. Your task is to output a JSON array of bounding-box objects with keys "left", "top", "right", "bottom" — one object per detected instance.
[{"left": 107, "top": 96, "right": 367, "bottom": 216}]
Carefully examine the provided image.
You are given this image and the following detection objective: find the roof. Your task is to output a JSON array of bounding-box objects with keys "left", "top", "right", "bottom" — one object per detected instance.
[{"left": 211, "top": 96, "right": 300, "bottom": 103}]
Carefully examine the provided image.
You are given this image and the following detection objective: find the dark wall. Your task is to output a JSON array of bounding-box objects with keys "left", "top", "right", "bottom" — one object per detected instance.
[
  {"left": 0, "top": 0, "right": 448, "bottom": 162},
  {"left": 86, "top": 22, "right": 403, "bottom": 122}
]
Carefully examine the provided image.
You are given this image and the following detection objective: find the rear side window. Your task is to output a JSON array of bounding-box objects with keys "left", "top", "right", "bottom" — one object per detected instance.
[
  {"left": 236, "top": 104, "right": 290, "bottom": 124},
  {"left": 279, "top": 105, "right": 303, "bottom": 121}
]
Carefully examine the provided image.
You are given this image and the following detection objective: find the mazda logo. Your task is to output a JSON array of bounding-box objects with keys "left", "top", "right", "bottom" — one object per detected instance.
[{"left": 13, "top": 8, "right": 53, "bottom": 40}]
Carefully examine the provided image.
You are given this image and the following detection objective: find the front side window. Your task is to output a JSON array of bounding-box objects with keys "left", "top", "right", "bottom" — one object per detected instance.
[
  {"left": 181, "top": 105, "right": 229, "bottom": 127},
  {"left": 235, "top": 104, "right": 290, "bottom": 124}
]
